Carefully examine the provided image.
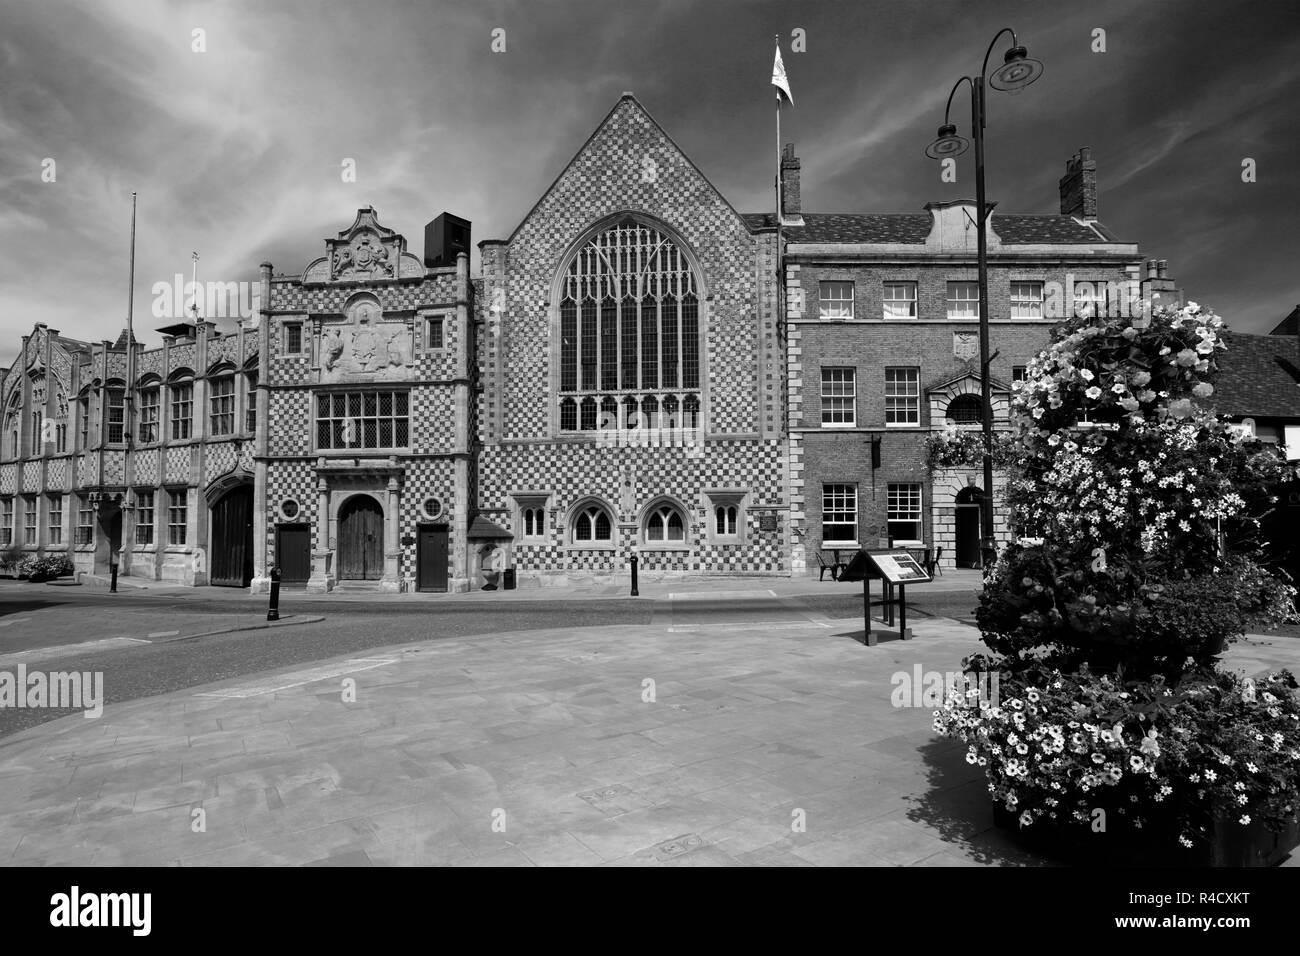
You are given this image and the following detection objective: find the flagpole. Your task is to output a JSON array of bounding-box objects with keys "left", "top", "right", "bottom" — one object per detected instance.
[
  {"left": 774, "top": 35, "right": 783, "bottom": 311},
  {"left": 124, "top": 191, "right": 137, "bottom": 565}
]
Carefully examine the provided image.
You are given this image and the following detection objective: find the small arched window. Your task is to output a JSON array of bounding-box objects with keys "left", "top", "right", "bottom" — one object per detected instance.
[
  {"left": 947, "top": 394, "right": 984, "bottom": 425},
  {"left": 572, "top": 503, "right": 613, "bottom": 544},
  {"left": 715, "top": 505, "right": 738, "bottom": 537},
  {"left": 523, "top": 507, "right": 545, "bottom": 537},
  {"left": 645, "top": 503, "right": 686, "bottom": 544}
]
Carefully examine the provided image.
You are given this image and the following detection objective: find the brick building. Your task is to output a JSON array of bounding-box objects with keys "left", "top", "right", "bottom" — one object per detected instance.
[{"left": 774, "top": 146, "right": 1150, "bottom": 570}]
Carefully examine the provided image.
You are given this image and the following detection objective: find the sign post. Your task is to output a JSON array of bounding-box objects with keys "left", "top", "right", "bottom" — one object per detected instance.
[{"left": 859, "top": 549, "right": 931, "bottom": 645}]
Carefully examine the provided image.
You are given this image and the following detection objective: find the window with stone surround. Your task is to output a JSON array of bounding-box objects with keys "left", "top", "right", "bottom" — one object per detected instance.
[
  {"left": 167, "top": 489, "right": 188, "bottom": 546},
  {"left": 946, "top": 394, "right": 985, "bottom": 425},
  {"left": 46, "top": 494, "right": 62, "bottom": 545},
  {"left": 209, "top": 375, "right": 235, "bottom": 436},
  {"left": 557, "top": 219, "right": 701, "bottom": 434},
  {"left": 136, "top": 490, "right": 155, "bottom": 545},
  {"left": 138, "top": 385, "right": 160, "bottom": 443},
  {"left": 0, "top": 498, "right": 11, "bottom": 545},
  {"left": 169, "top": 378, "right": 193, "bottom": 440},
  {"left": 571, "top": 502, "right": 613, "bottom": 545},
  {"left": 105, "top": 387, "right": 125, "bottom": 445},
  {"left": 643, "top": 502, "right": 687, "bottom": 547},
  {"left": 22, "top": 496, "right": 36, "bottom": 545},
  {"left": 283, "top": 322, "right": 304, "bottom": 355},
  {"left": 76, "top": 497, "right": 93, "bottom": 545},
  {"left": 315, "top": 390, "right": 410, "bottom": 450}
]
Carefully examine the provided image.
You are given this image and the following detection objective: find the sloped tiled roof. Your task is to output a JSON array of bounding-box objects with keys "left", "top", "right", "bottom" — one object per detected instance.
[
  {"left": 1269, "top": 305, "right": 1300, "bottom": 336},
  {"left": 743, "top": 212, "right": 1118, "bottom": 244},
  {"left": 1214, "top": 331, "right": 1300, "bottom": 420}
]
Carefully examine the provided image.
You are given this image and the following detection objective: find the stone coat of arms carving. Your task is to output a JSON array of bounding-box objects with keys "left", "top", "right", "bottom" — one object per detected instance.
[
  {"left": 319, "top": 299, "right": 415, "bottom": 383},
  {"left": 953, "top": 332, "right": 979, "bottom": 362}
]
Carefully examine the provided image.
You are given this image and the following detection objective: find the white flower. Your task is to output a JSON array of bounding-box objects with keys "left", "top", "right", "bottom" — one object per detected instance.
[{"left": 1240, "top": 815, "right": 1252, "bottom": 825}]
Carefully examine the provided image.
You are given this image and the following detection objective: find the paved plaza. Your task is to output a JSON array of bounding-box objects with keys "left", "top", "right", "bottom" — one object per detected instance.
[{"left": 2, "top": 589, "right": 1298, "bottom": 866}]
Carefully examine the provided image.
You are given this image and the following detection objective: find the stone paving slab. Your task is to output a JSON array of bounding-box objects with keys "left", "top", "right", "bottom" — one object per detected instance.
[{"left": 0, "top": 614, "right": 1297, "bottom": 867}]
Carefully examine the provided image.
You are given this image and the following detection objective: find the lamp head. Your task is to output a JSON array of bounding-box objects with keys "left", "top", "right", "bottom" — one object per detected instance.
[
  {"left": 989, "top": 45, "right": 1044, "bottom": 92},
  {"left": 925, "top": 124, "right": 970, "bottom": 160}
]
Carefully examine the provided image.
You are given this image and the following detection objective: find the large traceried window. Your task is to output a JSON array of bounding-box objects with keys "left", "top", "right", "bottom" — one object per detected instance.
[{"left": 558, "top": 220, "right": 701, "bottom": 433}]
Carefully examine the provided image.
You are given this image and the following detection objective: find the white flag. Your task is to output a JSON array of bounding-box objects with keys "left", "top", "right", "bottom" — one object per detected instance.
[{"left": 772, "top": 43, "right": 793, "bottom": 106}]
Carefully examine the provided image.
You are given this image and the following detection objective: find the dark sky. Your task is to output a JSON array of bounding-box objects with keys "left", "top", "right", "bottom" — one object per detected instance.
[{"left": 2, "top": 0, "right": 1297, "bottom": 364}]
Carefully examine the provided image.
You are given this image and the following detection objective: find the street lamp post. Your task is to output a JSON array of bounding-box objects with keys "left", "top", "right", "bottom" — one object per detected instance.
[{"left": 926, "top": 29, "right": 1043, "bottom": 570}]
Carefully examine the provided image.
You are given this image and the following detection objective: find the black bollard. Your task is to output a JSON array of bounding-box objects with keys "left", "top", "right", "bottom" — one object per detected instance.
[
  {"left": 267, "top": 566, "right": 281, "bottom": 621},
  {"left": 110, "top": 560, "right": 119, "bottom": 593},
  {"left": 630, "top": 554, "right": 639, "bottom": 597}
]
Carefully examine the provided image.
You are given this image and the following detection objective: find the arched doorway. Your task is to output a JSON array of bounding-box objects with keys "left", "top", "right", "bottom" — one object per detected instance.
[
  {"left": 955, "top": 486, "right": 984, "bottom": 569},
  {"left": 210, "top": 485, "right": 254, "bottom": 587},
  {"left": 338, "top": 494, "right": 384, "bottom": 581}
]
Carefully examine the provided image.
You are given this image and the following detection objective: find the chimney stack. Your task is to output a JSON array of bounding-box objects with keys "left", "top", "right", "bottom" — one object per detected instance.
[
  {"left": 1059, "top": 147, "right": 1098, "bottom": 219},
  {"left": 780, "top": 143, "right": 802, "bottom": 224}
]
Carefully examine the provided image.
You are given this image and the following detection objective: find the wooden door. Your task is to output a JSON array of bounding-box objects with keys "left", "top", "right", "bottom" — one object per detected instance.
[
  {"left": 276, "top": 523, "right": 312, "bottom": 585},
  {"left": 417, "top": 524, "right": 448, "bottom": 592},
  {"left": 211, "top": 486, "right": 253, "bottom": 587},
  {"left": 338, "top": 495, "right": 383, "bottom": 580}
]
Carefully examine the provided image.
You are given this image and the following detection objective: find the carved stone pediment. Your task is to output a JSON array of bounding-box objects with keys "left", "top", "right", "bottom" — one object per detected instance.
[
  {"left": 318, "top": 294, "right": 415, "bottom": 383},
  {"left": 301, "top": 206, "right": 427, "bottom": 285}
]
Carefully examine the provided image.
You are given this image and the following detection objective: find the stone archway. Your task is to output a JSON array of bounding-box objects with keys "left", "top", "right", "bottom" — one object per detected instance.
[
  {"left": 337, "top": 493, "right": 384, "bottom": 581},
  {"left": 955, "top": 485, "right": 984, "bottom": 569}
]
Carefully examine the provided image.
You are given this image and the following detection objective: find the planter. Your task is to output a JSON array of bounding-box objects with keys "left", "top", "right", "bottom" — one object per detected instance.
[{"left": 992, "top": 802, "right": 1300, "bottom": 867}]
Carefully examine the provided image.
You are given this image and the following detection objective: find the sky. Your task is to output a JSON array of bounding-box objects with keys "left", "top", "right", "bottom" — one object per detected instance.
[{"left": 1, "top": 0, "right": 1297, "bottom": 366}]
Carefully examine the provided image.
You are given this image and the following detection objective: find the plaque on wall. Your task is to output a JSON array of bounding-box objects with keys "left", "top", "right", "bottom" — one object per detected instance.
[
  {"left": 758, "top": 514, "right": 778, "bottom": 532},
  {"left": 953, "top": 332, "right": 979, "bottom": 362}
]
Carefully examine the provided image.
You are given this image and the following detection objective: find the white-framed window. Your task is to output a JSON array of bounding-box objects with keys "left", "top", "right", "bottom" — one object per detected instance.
[
  {"left": 46, "top": 494, "right": 62, "bottom": 545},
  {"left": 882, "top": 281, "right": 917, "bottom": 319},
  {"left": 947, "top": 394, "right": 984, "bottom": 425},
  {"left": 818, "top": 281, "right": 855, "bottom": 319},
  {"left": 820, "top": 367, "right": 856, "bottom": 426},
  {"left": 169, "top": 380, "right": 193, "bottom": 440},
  {"left": 167, "top": 489, "right": 188, "bottom": 546},
  {"left": 947, "top": 281, "right": 980, "bottom": 319},
  {"left": 715, "top": 505, "right": 738, "bottom": 537},
  {"left": 315, "top": 390, "right": 410, "bottom": 450},
  {"left": 138, "top": 386, "right": 160, "bottom": 443},
  {"left": 644, "top": 503, "right": 687, "bottom": 546},
  {"left": 888, "top": 483, "right": 923, "bottom": 543},
  {"left": 209, "top": 376, "right": 235, "bottom": 436},
  {"left": 283, "top": 322, "right": 304, "bottom": 355},
  {"left": 1073, "top": 280, "right": 1108, "bottom": 319},
  {"left": 571, "top": 503, "right": 613, "bottom": 545},
  {"left": 22, "top": 495, "right": 37, "bottom": 545},
  {"left": 885, "top": 367, "right": 920, "bottom": 426},
  {"left": 1010, "top": 281, "right": 1044, "bottom": 319},
  {"left": 889, "top": 486, "right": 920, "bottom": 546},
  {"left": 135, "top": 490, "right": 155, "bottom": 545},
  {"left": 822, "top": 484, "right": 858, "bottom": 544}
]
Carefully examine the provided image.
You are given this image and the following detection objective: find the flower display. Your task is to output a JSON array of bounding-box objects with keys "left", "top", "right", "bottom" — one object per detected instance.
[{"left": 935, "top": 302, "right": 1300, "bottom": 856}]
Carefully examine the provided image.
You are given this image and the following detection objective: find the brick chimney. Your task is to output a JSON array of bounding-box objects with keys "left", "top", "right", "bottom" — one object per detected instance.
[
  {"left": 1141, "top": 258, "right": 1184, "bottom": 309},
  {"left": 780, "top": 143, "right": 803, "bottom": 225},
  {"left": 1059, "top": 147, "right": 1098, "bottom": 219}
]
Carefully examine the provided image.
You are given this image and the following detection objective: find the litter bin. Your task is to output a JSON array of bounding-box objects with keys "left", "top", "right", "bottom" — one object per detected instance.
[{"left": 503, "top": 568, "right": 516, "bottom": 590}]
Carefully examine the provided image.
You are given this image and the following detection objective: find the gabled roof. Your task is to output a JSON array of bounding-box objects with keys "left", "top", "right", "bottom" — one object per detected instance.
[
  {"left": 1269, "top": 305, "right": 1300, "bottom": 336},
  {"left": 1214, "top": 331, "right": 1300, "bottom": 420},
  {"left": 742, "top": 211, "right": 1120, "bottom": 244}
]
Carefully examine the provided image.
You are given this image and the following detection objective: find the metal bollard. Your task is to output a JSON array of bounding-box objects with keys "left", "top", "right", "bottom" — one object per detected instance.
[
  {"left": 630, "top": 554, "right": 639, "bottom": 597},
  {"left": 110, "top": 560, "right": 119, "bottom": 593},
  {"left": 267, "top": 566, "right": 281, "bottom": 622}
]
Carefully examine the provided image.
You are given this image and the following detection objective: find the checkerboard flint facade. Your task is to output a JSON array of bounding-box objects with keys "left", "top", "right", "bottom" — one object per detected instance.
[{"left": 1, "top": 99, "right": 1172, "bottom": 588}]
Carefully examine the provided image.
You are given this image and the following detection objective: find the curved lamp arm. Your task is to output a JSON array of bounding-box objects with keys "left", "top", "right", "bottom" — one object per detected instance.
[
  {"left": 981, "top": 27, "right": 1019, "bottom": 79},
  {"left": 942, "top": 76, "right": 975, "bottom": 126}
]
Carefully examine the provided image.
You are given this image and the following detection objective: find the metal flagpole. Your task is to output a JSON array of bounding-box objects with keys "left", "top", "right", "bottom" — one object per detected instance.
[
  {"left": 774, "top": 35, "right": 783, "bottom": 313},
  {"left": 122, "top": 191, "right": 137, "bottom": 579}
]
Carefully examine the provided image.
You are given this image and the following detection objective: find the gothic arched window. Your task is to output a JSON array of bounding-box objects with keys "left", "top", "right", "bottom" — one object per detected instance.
[{"left": 558, "top": 219, "right": 701, "bottom": 434}]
